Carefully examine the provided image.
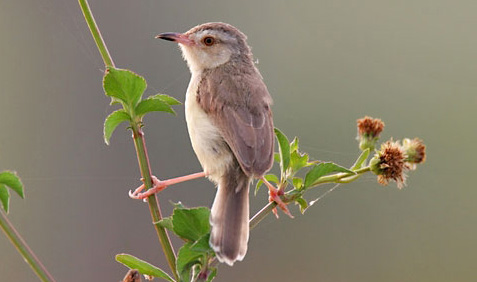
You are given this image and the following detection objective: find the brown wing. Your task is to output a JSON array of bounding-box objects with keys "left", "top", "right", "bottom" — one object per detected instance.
[{"left": 197, "top": 67, "right": 274, "bottom": 177}]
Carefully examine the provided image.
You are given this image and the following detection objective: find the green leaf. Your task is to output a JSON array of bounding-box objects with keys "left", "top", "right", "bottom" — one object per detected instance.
[
  {"left": 190, "top": 233, "right": 212, "bottom": 253},
  {"left": 290, "top": 137, "right": 299, "bottom": 152},
  {"left": 103, "top": 67, "right": 146, "bottom": 108},
  {"left": 115, "top": 254, "right": 174, "bottom": 282},
  {"left": 304, "top": 162, "right": 355, "bottom": 188},
  {"left": 295, "top": 197, "right": 308, "bottom": 214},
  {"left": 153, "top": 94, "right": 182, "bottom": 106},
  {"left": 156, "top": 216, "right": 173, "bottom": 231},
  {"left": 289, "top": 150, "right": 310, "bottom": 175},
  {"left": 254, "top": 174, "right": 279, "bottom": 195},
  {"left": 135, "top": 96, "right": 175, "bottom": 118},
  {"left": 0, "top": 171, "right": 24, "bottom": 199},
  {"left": 274, "top": 128, "right": 291, "bottom": 176},
  {"left": 292, "top": 177, "right": 303, "bottom": 189},
  {"left": 103, "top": 109, "right": 131, "bottom": 145},
  {"left": 171, "top": 201, "right": 186, "bottom": 209},
  {"left": 206, "top": 267, "right": 217, "bottom": 282},
  {"left": 177, "top": 242, "right": 203, "bottom": 282},
  {"left": 273, "top": 153, "right": 280, "bottom": 163},
  {"left": 0, "top": 184, "right": 10, "bottom": 213},
  {"left": 172, "top": 207, "right": 211, "bottom": 242},
  {"left": 351, "top": 148, "right": 370, "bottom": 170}
]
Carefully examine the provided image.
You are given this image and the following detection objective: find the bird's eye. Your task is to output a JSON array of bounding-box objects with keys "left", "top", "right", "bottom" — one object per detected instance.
[{"left": 202, "top": 36, "right": 215, "bottom": 46}]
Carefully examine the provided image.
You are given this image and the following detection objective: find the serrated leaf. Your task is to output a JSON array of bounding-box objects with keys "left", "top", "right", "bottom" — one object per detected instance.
[
  {"left": 0, "top": 171, "right": 24, "bottom": 199},
  {"left": 190, "top": 233, "right": 212, "bottom": 253},
  {"left": 292, "top": 177, "right": 303, "bottom": 189},
  {"left": 103, "top": 109, "right": 131, "bottom": 145},
  {"left": 153, "top": 94, "right": 182, "bottom": 106},
  {"left": 351, "top": 148, "right": 370, "bottom": 170},
  {"left": 103, "top": 67, "right": 146, "bottom": 108},
  {"left": 0, "top": 184, "right": 10, "bottom": 213},
  {"left": 295, "top": 197, "right": 308, "bottom": 214},
  {"left": 172, "top": 207, "right": 210, "bottom": 242},
  {"left": 135, "top": 96, "right": 175, "bottom": 118},
  {"left": 156, "top": 216, "right": 173, "bottom": 231},
  {"left": 290, "top": 150, "right": 309, "bottom": 175},
  {"left": 290, "top": 137, "right": 299, "bottom": 152},
  {"left": 116, "top": 254, "right": 174, "bottom": 282},
  {"left": 177, "top": 242, "right": 203, "bottom": 282},
  {"left": 171, "top": 201, "right": 186, "bottom": 209},
  {"left": 274, "top": 128, "right": 291, "bottom": 176},
  {"left": 254, "top": 174, "right": 279, "bottom": 195},
  {"left": 304, "top": 162, "right": 355, "bottom": 188}
]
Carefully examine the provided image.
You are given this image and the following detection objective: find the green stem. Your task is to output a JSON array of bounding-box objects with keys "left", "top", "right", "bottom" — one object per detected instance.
[
  {"left": 132, "top": 125, "right": 178, "bottom": 280},
  {"left": 249, "top": 201, "right": 277, "bottom": 230},
  {"left": 311, "top": 166, "right": 370, "bottom": 186},
  {"left": 249, "top": 166, "right": 371, "bottom": 230},
  {"left": 78, "top": 0, "right": 115, "bottom": 67},
  {"left": 0, "top": 210, "right": 56, "bottom": 282},
  {"left": 78, "top": 1, "right": 178, "bottom": 280}
]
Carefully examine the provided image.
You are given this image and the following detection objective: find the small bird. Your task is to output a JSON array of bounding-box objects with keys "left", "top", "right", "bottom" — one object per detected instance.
[{"left": 131, "top": 22, "right": 290, "bottom": 265}]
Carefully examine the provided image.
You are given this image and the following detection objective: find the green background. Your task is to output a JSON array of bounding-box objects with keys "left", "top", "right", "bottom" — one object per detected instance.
[{"left": 1, "top": 0, "right": 476, "bottom": 281}]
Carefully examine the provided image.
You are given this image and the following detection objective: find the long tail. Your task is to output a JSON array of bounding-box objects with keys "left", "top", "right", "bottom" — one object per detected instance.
[{"left": 209, "top": 165, "right": 250, "bottom": 266}]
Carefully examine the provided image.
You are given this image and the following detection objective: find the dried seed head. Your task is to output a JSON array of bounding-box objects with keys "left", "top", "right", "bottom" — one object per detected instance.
[
  {"left": 402, "top": 138, "right": 426, "bottom": 170},
  {"left": 357, "top": 116, "right": 385, "bottom": 138},
  {"left": 122, "top": 270, "right": 141, "bottom": 282},
  {"left": 370, "top": 140, "right": 408, "bottom": 189},
  {"left": 357, "top": 116, "right": 385, "bottom": 151}
]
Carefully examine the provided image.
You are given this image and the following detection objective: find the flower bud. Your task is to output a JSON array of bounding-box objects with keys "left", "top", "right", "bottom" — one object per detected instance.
[
  {"left": 357, "top": 116, "right": 385, "bottom": 151},
  {"left": 402, "top": 138, "right": 426, "bottom": 170}
]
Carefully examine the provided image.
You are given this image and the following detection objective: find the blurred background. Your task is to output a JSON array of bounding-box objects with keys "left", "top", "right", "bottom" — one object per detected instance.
[{"left": 1, "top": 0, "right": 476, "bottom": 281}]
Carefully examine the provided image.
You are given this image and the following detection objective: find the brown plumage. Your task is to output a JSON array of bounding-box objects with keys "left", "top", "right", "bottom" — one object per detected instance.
[{"left": 157, "top": 22, "right": 274, "bottom": 265}]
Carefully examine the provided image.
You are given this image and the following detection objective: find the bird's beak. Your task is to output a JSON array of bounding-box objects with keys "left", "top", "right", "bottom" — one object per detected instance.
[{"left": 155, "top": 32, "right": 194, "bottom": 45}]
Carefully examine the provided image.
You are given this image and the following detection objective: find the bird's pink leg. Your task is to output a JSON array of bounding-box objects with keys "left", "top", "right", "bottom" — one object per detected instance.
[
  {"left": 261, "top": 177, "right": 294, "bottom": 219},
  {"left": 129, "top": 172, "right": 207, "bottom": 200}
]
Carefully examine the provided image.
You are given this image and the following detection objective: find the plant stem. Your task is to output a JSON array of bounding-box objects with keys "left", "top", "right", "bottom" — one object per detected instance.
[
  {"left": 311, "top": 166, "right": 371, "bottom": 186},
  {"left": 249, "top": 166, "right": 372, "bottom": 229},
  {"left": 78, "top": 1, "right": 178, "bottom": 280},
  {"left": 0, "top": 210, "right": 56, "bottom": 282},
  {"left": 78, "top": 0, "right": 115, "bottom": 68},
  {"left": 249, "top": 202, "right": 277, "bottom": 230},
  {"left": 131, "top": 125, "right": 178, "bottom": 280}
]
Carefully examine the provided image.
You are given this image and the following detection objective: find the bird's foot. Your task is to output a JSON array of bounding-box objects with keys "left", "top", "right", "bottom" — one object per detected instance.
[
  {"left": 262, "top": 178, "right": 293, "bottom": 219},
  {"left": 268, "top": 188, "right": 293, "bottom": 219},
  {"left": 129, "top": 176, "right": 167, "bottom": 200},
  {"left": 129, "top": 172, "right": 207, "bottom": 200}
]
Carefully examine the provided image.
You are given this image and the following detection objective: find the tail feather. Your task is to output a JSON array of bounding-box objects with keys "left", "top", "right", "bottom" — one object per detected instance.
[{"left": 210, "top": 166, "right": 250, "bottom": 266}]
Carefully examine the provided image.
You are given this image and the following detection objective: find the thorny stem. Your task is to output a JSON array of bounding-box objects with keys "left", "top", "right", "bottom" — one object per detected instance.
[
  {"left": 78, "top": 0, "right": 178, "bottom": 280},
  {"left": 249, "top": 166, "right": 371, "bottom": 230},
  {"left": 0, "top": 210, "right": 56, "bottom": 282}
]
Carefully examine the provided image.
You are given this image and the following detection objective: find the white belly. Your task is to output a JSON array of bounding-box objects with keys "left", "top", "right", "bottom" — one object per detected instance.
[{"left": 185, "top": 74, "right": 233, "bottom": 183}]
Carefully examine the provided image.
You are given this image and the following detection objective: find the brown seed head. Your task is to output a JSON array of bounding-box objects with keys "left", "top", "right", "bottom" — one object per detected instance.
[
  {"left": 356, "top": 116, "right": 385, "bottom": 151},
  {"left": 357, "top": 116, "right": 385, "bottom": 138},
  {"left": 370, "top": 140, "right": 408, "bottom": 189},
  {"left": 122, "top": 269, "right": 141, "bottom": 282},
  {"left": 402, "top": 138, "right": 426, "bottom": 170}
]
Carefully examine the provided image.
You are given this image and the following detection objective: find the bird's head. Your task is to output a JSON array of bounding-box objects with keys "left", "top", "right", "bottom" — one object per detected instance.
[{"left": 157, "top": 22, "right": 253, "bottom": 73}]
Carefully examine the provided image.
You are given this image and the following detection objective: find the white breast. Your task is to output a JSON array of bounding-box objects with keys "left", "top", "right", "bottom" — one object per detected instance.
[{"left": 185, "top": 73, "right": 233, "bottom": 183}]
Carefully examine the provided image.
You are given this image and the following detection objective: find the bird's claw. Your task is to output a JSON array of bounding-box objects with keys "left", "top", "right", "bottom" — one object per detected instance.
[
  {"left": 129, "top": 176, "right": 167, "bottom": 200},
  {"left": 268, "top": 187, "right": 294, "bottom": 219}
]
